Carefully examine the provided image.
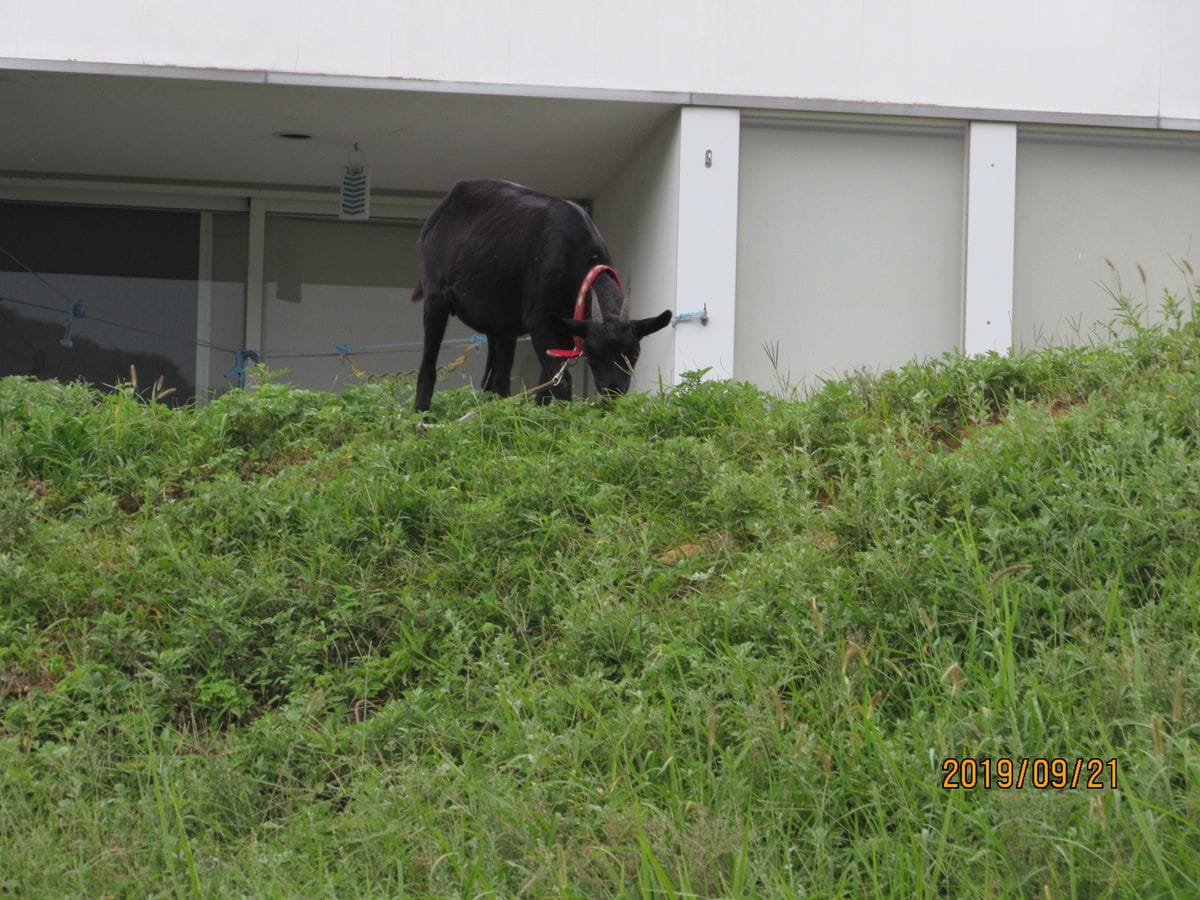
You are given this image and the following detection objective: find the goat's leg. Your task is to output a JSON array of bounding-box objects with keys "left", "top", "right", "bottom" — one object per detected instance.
[
  {"left": 529, "top": 328, "right": 573, "bottom": 403},
  {"left": 481, "top": 334, "right": 517, "bottom": 397},
  {"left": 414, "top": 295, "right": 451, "bottom": 412}
]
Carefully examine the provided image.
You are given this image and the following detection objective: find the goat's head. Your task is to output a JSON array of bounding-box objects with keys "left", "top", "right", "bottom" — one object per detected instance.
[{"left": 560, "top": 310, "right": 673, "bottom": 397}]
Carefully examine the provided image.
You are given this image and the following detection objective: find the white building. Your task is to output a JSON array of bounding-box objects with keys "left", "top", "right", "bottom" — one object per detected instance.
[{"left": 3, "top": 2, "right": 1199, "bottom": 401}]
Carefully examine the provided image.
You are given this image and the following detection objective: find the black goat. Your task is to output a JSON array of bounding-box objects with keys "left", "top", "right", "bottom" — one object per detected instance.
[{"left": 412, "top": 179, "right": 672, "bottom": 412}]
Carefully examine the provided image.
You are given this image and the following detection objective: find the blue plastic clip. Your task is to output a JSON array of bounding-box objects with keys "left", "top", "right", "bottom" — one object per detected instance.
[{"left": 224, "top": 349, "right": 260, "bottom": 389}]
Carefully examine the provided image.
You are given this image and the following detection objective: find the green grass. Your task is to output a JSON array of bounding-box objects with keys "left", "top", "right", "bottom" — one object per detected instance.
[{"left": 2, "top": 302, "right": 1199, "bottom": 897}]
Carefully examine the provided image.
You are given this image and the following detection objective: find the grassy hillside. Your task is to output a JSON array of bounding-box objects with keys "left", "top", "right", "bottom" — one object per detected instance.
[{"left": 2, "top": 310, "right": 1199, "bottom": 897}]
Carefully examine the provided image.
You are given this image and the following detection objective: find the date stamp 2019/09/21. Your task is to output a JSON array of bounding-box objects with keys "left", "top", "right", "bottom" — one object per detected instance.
[{"left": 941, "top": 757, "right": 1119, "bottom": 790}]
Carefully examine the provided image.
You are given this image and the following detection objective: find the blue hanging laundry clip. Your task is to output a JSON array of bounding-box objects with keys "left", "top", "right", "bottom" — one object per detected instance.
[{"left": 225, "top": 349, "right": 260, "bottom": 389}]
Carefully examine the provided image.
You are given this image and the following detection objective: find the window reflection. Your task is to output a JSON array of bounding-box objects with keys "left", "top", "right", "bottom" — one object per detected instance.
[{"left": 0, "top": 202, "right": 246, "bottom": 404}]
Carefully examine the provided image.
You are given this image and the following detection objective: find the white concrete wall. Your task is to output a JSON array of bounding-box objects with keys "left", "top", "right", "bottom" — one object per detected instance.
[
  {"left": 4, "top": 1, "right": 1200, "bottom": 125},
  {"left": 735, "top": 121, "right": 966, "bottom": 392},
  {"left": 1013, "top": 132, "right": 1200, "bottom": 349},
  {"left": 593, "top": 111, "right": 681, "bottom": 392}
]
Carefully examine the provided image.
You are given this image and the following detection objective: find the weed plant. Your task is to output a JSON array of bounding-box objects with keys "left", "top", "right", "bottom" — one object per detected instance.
[{"left": 1, "top": 297, "right": 1199, "bottom": 896}]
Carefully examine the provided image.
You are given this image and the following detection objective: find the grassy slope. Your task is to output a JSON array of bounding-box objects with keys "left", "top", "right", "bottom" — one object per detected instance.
[{"left": 1, "top": 316, "right": 1199, "bottom": 897}]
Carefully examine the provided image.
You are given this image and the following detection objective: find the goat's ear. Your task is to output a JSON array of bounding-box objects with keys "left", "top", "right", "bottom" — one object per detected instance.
[
  {"left": 560, "top": 318, "right": 592, "bottom": 337},
  {"left": 634, "top": 309, "right": 673, "bottom": 338}
]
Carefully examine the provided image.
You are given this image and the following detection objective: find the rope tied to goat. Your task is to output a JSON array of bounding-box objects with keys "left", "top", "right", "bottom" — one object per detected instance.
[{"left": 419, "top": 353, "right": 580, "bottom": 428}]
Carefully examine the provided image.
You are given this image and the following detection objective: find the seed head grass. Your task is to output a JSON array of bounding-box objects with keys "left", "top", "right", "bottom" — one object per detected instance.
[{"left": 2, "top": 300, "right": 1199, "bottom": 896}]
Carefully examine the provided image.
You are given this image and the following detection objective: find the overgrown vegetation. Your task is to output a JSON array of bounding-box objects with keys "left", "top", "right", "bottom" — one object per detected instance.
[{"left": 2, "top": 298, "right": 1199, "bottom": 897}]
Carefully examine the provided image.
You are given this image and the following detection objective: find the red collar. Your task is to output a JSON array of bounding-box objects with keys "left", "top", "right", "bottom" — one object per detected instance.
[{"left": 546, "top": 264, "right": 623, "bottom": 359}]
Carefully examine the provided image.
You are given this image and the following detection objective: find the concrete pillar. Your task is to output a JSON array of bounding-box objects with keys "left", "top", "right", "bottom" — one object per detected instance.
[
  {"left": 963, "top": 122, "right": 1017, "bottom": 355},
  {"left": 673, "top": 107, "right": 740, "bottom": 381}
]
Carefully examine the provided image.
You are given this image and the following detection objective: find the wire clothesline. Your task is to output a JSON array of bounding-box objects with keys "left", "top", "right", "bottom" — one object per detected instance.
[
  {"left": 0, "top": 286, "right": 491, "bottom": 362},
  {"left": 0, "top": 237, "right": 545, "bottom": 364},
  {"left": 0, "top": 237, "right": 504, "bottom": 395},
  {"left": 0, "top": 238, "right": 504, "bottom": 395},
  {"left": 264, "top": 335, "right": 490, "bottom": 360}
]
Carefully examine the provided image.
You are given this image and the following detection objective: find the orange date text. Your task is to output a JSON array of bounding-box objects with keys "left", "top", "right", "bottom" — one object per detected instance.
[{"left": 940, "top": 757, "right": 1118, "bottom": 790}]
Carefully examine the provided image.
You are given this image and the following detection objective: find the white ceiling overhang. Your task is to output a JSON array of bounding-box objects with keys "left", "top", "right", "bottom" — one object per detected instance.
[{"left": 0, "top": 63, "right": 682, "bottom": 202}]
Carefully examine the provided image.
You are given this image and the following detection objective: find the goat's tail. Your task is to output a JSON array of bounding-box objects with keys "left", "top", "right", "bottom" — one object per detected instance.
[{"left": 412, "top": 256, "right": 428, "bottom": 302}]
